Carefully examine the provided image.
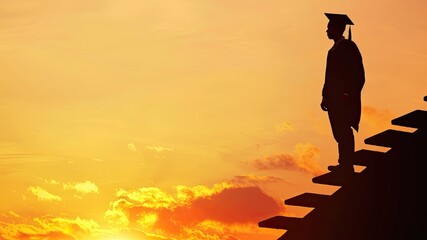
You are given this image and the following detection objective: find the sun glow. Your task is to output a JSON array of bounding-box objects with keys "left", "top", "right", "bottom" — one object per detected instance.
[
  {"left": 0, "top": 1, "right": 426, "bottom": 240},
  {"left": 102, "top": 236, "right": 136, "bottom": 240}
]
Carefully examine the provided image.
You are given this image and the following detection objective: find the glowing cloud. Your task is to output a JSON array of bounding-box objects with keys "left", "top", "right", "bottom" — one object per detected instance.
[
  {"left": 0, "top": 216, "right": 100, "bottom": 240},
  {"left": 127, "top": 141, "right": 139, "bottom": 152},
  {"left": 6, "top": 211, "right": 21, "bottom": 219},
  {"left": 116, "top": 187, "right": 176, "bottom": 209},
  {"left": 104, "top": 181, "right": 283, "bottom": 239},
  {"left": 5, "top": 179, "right": 282, "bottom": 239},
  {"left": 180, "top": 186, "right": 282, "bottom": 224},
  {"left": 145, "top": 146, "right": 174, "bottom": 153},
  {"left": 42, "top": 179, "right": 61, "bottom": 185},
  {"left": 104, "top": 199, "right": 131, "bottom": 227},
  {"left": 275, "top": 121, "right": 295, "bottom": 133},
  {"left": 28, "top": 186, "right": 62, "bottom": 202},
  {"left": 175, "top": 182, "right": 234, "bottom": 205},
  {"left": 63, "top": 181, "right": 100, "bottom": 194},
  {"left": 34, "top": 217, "right": 99, "bottom": 238},
  {"left": 253, "top": 143, "right": 323, "bottom": 176},
  {"left": 362, "top": 106, "right": 394, "bottom": 130},
  {"left": 230, "top": 174, "right": 283, "bottom": 186},
  {"left": 40, "top": 178, "right": 100, "bottom": 195}
]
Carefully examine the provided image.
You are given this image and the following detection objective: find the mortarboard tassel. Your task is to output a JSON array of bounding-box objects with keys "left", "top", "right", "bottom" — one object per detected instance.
[{"left": 348, "top": 26, "right": 352, "bottom": 41}]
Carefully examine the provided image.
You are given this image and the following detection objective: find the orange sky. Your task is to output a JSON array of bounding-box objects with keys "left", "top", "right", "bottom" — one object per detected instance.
[{"left": 0, "top": 1, "right": 426, "bottom": 239}]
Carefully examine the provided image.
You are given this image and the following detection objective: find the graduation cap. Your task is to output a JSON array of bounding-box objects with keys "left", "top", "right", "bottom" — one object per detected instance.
[{"left": 324, "top": 13, "right": 354, "bottom": 40}]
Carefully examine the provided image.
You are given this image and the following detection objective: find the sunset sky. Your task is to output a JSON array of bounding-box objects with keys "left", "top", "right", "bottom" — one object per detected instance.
[{"left": 0, "top": 0, "right": 426, "bottom": 239}]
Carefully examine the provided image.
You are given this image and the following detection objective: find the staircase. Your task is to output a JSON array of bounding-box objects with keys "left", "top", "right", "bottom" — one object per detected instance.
[{"left": 258, "top": 96, "right": 426, "bottom": 240}]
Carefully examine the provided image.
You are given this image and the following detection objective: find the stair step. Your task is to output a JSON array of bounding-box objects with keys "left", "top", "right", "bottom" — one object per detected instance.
[
  {"left": 391, "top": 110, "right": 427, "bottom": 129},
  {"left": 312, "top": 171, "right": 359, "bottom": 186},
  {"left": 364, "top": 129, "right": 414, "bottom": 148},
  {"left": 258, "top": 216, "right": 302, "bottom": 230},
  {"left": 278, "top": 233, "right": 287, "bottom": 240},
  {"left": 285, "top": 192, "right": 329, "bottom": 208},
  {"left": 353, "top": 149, "right": 387, "bottom": 167}
]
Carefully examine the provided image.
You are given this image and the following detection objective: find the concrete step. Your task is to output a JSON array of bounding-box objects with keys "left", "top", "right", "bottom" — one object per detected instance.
[
  {"left": 284, "top": 192, "right": 329, "bottom": 208},
  {"left": 312, "top": 171, "right": 359, "bottom": 186},
  {"left": 258, "top": 216, "right": 302, "bottom": 230},
  {"left": 353, "top": 149, "right": 387, "bottom": 167},
  {"left": 364, "top": 129, "right": 414, "bottom": 148},
  {"left": 391, "top": 110, "right": 427, "bottom": 129}
]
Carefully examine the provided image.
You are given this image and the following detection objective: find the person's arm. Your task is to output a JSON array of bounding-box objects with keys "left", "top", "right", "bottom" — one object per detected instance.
[
  {"left": 321, "top": 58, "right": 329, "bottom": 111},
  {"left": 321, "top": 97, "right": 328, "bottom": 111}
]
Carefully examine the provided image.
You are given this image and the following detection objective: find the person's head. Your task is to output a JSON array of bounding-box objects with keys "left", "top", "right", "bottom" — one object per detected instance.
[
  {"left": 324, "top": 13, "right": 353, "bottom": 41},
  {"left": 326, "top": 21, "right": 346, "bottom": 40}
]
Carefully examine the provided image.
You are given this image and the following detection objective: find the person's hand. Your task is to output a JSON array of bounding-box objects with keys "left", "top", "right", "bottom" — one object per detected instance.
[
  {"left": 341, "top": 92, "right": 350, "bottom": 101},
  {"left": 320, "top": 98, "right": 328, "bottom": 111}
]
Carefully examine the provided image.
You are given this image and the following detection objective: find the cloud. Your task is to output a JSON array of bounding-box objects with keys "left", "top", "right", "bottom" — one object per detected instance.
[
  {"left": 275, "top": 121, "right": 295, "bottom": 133},
  {"left": 361, "top": 106, "right": 394, "bottom": 130},
  {"left": 253, "top": 143, "right": 323, "bottom": 176},
  {"left": 175, "top": 186, "right": 281, "bottom": 224},
  {"left": 40, "top": 178, "right": 100, "bottom": 196},
  {"left": 145, "top": 145, "right": 174, "bottom": 153},
  {"left": 28, "top": 186, "right": 62, "bottom": 202},
  {"left": 230, "top": 174, "right": 284, "bottom": 186},
  {"left": 34, "top": 217, "right": 99, "bottom": 238},
  {"left": 40, "top": 178, "right": 61, "bottom": 185},
  {"left": 116, "top": 187, "right": 176, "bottom": 209},
  {"left": 6, "top": 211, "right": 20, "bottom": 219},
  {"left": 4, "top": 177, "right": 281, "bottom": 240},
  {"left": 0, "top": 216, "right": 99, "bottom": 240},
  {"left": 0, "top": 216, "right": 169, "bottom": 240},
  {"left": 104, "top": 181, "right": 283, "bottom": 239},
  {"left": 63, "top": 181, "right": 100, "bottom": 194},
  {"left": 127, "top": 141, "right": 139, "bottom": 152},
  {"left": 179, "top": 220, "right": 245, "bottom": 240}
]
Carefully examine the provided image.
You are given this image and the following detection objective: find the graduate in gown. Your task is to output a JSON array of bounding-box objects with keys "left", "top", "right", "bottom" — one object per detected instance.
[{"left": 320, "top": 13, "right": 365, "bottom": 174}]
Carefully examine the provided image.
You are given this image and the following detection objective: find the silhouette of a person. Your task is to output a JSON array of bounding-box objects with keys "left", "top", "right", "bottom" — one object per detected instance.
[{"left": 321, "top": 13, "right": 365, "bottom": 174}]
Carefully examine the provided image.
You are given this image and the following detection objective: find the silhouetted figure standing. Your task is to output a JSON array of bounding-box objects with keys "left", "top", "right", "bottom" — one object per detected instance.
[{"left": 321, "top": 13, "right": 365, "bottom": 174}]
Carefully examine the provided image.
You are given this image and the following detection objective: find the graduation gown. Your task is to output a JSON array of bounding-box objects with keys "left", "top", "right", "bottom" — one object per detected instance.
[{"left": 322, "top": 39, "right": 365, "bottom": 131}]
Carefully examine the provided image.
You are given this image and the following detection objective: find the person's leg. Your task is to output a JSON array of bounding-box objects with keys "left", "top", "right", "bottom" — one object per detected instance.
[
  {"left": 328, "top": 108, "right": 355, "bottom": 172},
  {"left": 336, "top": 124, "right": 354, "bottom": 171}
]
